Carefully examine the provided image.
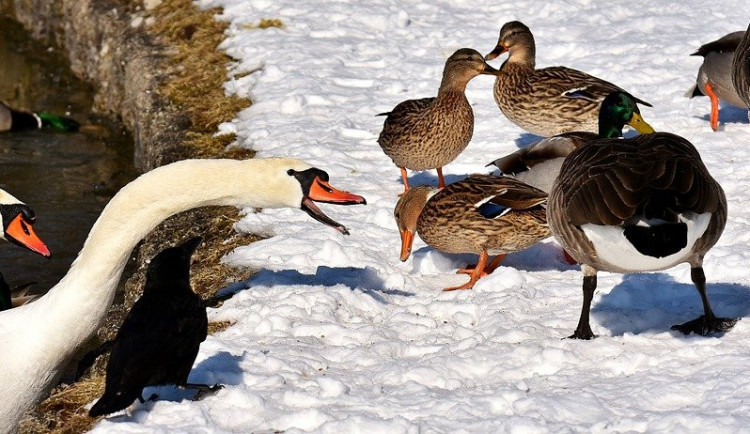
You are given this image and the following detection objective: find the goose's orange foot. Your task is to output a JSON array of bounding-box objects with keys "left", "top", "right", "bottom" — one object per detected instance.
[{"left": 705, "top": 82, "right": 720, "bottom": 132}]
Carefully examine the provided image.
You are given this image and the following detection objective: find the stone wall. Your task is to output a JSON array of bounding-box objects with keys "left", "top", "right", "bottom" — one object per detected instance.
[{"left": 0, "top": 0, "right": 188, "bottom": 172}]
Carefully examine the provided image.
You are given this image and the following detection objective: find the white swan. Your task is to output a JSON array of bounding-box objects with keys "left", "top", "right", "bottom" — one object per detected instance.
[
  {"left": 0, "top": 188, "right": 50, "bottom": 258},
  {"left": 0, "top": 158, "right": 366, "bottom": 431}
]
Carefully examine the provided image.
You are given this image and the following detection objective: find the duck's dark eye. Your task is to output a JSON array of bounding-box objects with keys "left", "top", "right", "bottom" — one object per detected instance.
[{"left": 287, "top": 169, "right": 295, "bottom": 176}]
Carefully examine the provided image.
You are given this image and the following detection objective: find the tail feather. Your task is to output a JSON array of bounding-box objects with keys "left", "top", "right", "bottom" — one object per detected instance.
[
  {"left": 37, "top": 112, "right": 81, "bottom": 131},
  {"left": 89, "top": 389, "right": 139, "bottom": 417}
]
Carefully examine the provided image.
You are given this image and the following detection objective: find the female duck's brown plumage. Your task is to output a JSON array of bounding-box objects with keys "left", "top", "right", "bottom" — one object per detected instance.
[
  {"left": 548, "top": 132, "right": 732, "bottom": 339},
  {"left": 484, "top": 21, "right": 651, "bottom": 137},
  {"left": 394, "top": 175, "right": 550, "bottom": 291},
  {"left": 732, "top": 22, "right": 750, "bottom": 111},
  {"left": 687, "top": 31, "right": 747, "bottom": 131},
  {"left": 378, "top": 48, "right": 500, "bottom": 194}
]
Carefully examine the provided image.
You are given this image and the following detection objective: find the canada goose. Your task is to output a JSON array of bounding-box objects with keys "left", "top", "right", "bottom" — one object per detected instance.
[
  {"left": 731, "top": 22, "right": 750, "bottom": 111},
  {"left": 0, "top": 158, "right": 366, "bottom": 431},
  {"left": 548, "top": 133, "right": 730, "bottom": 339},
  {"left": 686, "top": 31, "right": 747, "bottom": 131}
]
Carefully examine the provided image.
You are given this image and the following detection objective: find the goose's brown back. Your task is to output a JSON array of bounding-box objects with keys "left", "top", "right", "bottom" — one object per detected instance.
[{"left": 548, "top": 132, "right": 726, "bottom": 270}]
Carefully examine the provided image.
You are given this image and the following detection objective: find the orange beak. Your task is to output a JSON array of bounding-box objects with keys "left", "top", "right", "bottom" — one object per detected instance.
[
  {"left": 301, "top": 176, "right": 366, "bottom": 235},
  {"left": 307, "top": 177, "right": 367, "bottom": 205},
  {"left": 399, "top": 229, "right": 415, "bottom": 262},
  {"left": 5, "top": 214, "right": 51, "bottom": 258},
  {"left": 484, "top": 44, "right": 508, "bottom": 61}
]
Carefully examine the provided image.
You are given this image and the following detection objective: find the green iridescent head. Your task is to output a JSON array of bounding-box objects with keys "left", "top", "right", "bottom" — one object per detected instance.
[{"left": 598, "top": 91, "right": 655, "bottom": 138}]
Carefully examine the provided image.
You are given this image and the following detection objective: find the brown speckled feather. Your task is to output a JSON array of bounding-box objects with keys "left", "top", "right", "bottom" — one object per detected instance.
[
  {"left": 417, "top": 175, "right": 550, "bottom": 255},
  {"left": 378, "top": 93, "right": 473, "bottom": 170}
]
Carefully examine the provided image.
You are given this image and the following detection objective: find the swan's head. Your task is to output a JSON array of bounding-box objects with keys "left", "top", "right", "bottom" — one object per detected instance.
[
  {"left": 0, "top": 189, "right": 51, "bottom": 258},
  {"left": 286, "top": 166, "right": 367, "bottom": 235}
]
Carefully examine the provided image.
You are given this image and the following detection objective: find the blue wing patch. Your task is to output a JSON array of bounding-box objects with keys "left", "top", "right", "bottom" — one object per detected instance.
[
  {"left": 477, "top": 201, "right": 511, "bottom": 219},
  {"left": 563, "top": 88, "right": 598, "bottom": 102}
]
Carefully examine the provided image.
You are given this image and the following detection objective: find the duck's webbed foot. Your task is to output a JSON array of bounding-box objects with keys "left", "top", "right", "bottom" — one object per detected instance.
[{"left": 671, "top": 315, "right": 738, "bottom": 336}]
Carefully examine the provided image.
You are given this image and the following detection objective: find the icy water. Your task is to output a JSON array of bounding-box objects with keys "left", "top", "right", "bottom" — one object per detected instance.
[{"left": 0, "top": 16, "right": 137, "bottom": 294}]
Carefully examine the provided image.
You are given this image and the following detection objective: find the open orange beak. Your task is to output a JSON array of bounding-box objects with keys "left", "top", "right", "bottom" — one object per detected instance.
[
  {"left": 5, "top": 214, "right": 51, "bottom": 258},
  {"left": 484, "top": 44, "right": 508, "bottom": 61},
  {"left": 307, "top": 177, "right": 367, "bottom": 205},
  {"left": 301, "top": 177, "right": 366, "bottom": 235},
  {"left": 399, "top": 229, "right": 414, "bottom": 262}
]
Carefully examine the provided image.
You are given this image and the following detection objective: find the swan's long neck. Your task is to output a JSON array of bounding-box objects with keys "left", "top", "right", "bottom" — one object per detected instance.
[{"left": 36, "top": 158, "right": 307, "bottom": 362}]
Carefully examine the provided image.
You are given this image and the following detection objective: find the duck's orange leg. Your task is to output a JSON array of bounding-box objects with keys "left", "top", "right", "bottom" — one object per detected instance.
[
  {"left": 445, "top": 251, "right": 490, "bottom": 291},
  {"left": 457, "top": 253, "right": 507, "bottom": 275},
  {"left": 705, "top": 82, "right": 719, "bottom": 132},
  {"left": 436, "top": 167, "right": 446, "bottom": 189},
  {"left": 399, "top": 167, "right": 410, "bottom": 196}
]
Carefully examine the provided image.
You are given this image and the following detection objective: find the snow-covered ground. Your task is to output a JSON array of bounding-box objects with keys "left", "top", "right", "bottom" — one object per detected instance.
[{"left": 92, "top": 1, "right": 750, "bottom": 432}]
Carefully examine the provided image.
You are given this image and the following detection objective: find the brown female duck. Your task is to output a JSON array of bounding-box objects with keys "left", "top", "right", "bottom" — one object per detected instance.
[
  {"left": 548, "top": 132, "right": 732, "bottom": 339},
  {"left": 484, "top": 21, "right": 651, "bottom": 137},
  {"left": 687, "top": 31, "right": 747, "bottom": 131},
  {"left": 378, "top": 48, "right": 500, "bottom": 194},
  {"left": 394, "top": 175, "right": 549, "bottom": 291}
]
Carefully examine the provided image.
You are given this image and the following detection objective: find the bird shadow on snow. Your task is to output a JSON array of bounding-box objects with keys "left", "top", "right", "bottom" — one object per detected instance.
[
  {"left": 219, "top": 266, "right": 414, "bottom": 304},
  {"left": 411, "top": 241, "right": 577, "bottom": 273},
  {"left": 513, "top": 133, "right": 543, "bottom": 149},
  {"left": 405, "top": 171, "right": 467, "bottom": 188},
  {"left": 592, "top": 272, "right": 750, "bottom": 337}
]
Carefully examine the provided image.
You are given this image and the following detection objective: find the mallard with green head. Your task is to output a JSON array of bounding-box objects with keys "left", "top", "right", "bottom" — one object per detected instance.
[
  {"left": 0, "top": 101, "right": 80, "bottom": 132},
  {"left": 484, "top": 21, "right": 651, "bottom": 137},
  {"left": 686, "top": 31, "right": 747, "bottom": 131},
  {"left": 548, "top": 130, "right": 731, "bottom": 339},
  {"left": 394, "top": 175, "right": 549, "bottom": 291},
  {"left": 378, "top": 48, "right": 500, "bottom": 195},
  {"left": 488, "top": 91, "right": 654, "bottom": 193}
]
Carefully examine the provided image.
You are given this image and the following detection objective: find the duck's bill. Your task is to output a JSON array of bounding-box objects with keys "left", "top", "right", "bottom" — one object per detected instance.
[
  {"left": 481, "top": 63, "right": 501, "bottom": 76},
  {"left": 6, "top": 215, "right": 51, "bottom": 258},
  {"left": 484, "top": 45, "right": 508, "bottom": 61},
  {"left": 399, "top": 230, "right": 414, "bottom": 261},
  {"left": 628, "top": 113, "right": 655, "bottom": 134}
]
